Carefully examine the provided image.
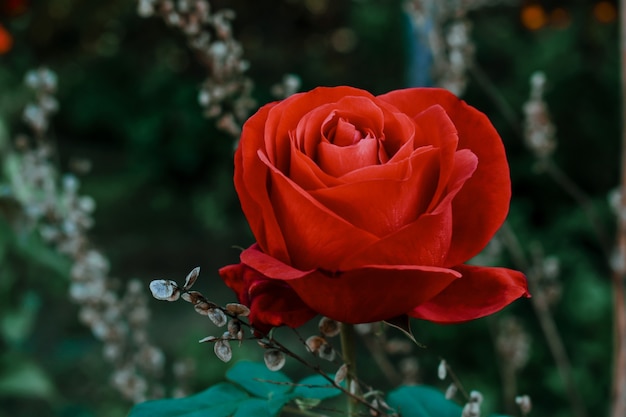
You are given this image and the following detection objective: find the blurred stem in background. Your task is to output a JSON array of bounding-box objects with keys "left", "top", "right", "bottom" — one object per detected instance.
[{"left": 610, "top": 1, "right": 626, "bottom": 416}]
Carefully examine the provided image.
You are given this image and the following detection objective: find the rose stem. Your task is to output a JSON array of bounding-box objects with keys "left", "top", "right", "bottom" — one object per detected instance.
[
  {"left": 610, "top": 1, "right": 626, "bottom": 416},
  {"left": 340, "top": 323, "right": 358, "bottom": 416}
]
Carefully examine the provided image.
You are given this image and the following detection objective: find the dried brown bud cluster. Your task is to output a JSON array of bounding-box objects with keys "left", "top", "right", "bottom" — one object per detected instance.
[
  {"left": 523, "top": 71, "right": 557, "bottom": 159},
  {"left": 4, "top": 68, "right": 183, "bottom": 403},
  {"left": 404, "top": 1, "right": 475, "bottom": 96},
  {"left": 151, "top": 267, "right": 252, "bottom": 363},
  {"left": 137, "top": 0, "right": 256, "bottom": 138}
]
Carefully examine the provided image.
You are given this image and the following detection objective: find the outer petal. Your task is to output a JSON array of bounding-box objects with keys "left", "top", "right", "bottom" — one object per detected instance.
[
  {"left": 235, "top": 102, "right": 291, "bottom": 264},
  {"left": 378, "top": 88, "right": 511, "bottom": 266},
  {"left": 409, "top": 264, "right": 530, "bottom": 323},
  {"left": 219, "top": 263, "right": 316, "bottom": 333},
  {"left": 339, "top": 149, "right": 477, "bottom": 268},
  {"left": 239, "top": 246, "right": 461, "bottom": 324}
]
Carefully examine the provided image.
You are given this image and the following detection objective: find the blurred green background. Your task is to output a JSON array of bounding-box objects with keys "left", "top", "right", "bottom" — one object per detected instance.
[{"left": 0, "top": 0, "right": 620, "bottom": 416}]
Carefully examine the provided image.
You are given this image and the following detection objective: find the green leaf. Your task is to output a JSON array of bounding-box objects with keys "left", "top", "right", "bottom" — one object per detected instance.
[
  {"left": 293, "top": 374, "right": 343, "bottom": 400},
  {"left": 226, "top": 361, "right": 292, "bottom": 398},
  {"left": 233, "top": 395, "right": 293, "bottom": 417},
  {"left": 128, "top": 382, "right": 248, "bottom": 417},
  {"left": 387, "top": 385, "right": 462, "bottom": 417}
]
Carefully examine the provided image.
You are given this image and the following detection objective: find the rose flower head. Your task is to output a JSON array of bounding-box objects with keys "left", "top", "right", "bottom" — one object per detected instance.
[{"left": 219, "top": 86, "right": 529, "bottom": 332}]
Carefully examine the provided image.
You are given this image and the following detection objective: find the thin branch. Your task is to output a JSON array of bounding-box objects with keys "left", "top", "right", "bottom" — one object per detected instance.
[{"left": 500, "top": 223, "right": 587, "bottom": 417}]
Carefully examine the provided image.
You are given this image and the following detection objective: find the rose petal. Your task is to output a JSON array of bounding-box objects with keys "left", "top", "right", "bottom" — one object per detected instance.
[
  {"left": 310, "top": 146, "right": 440, "bottom": 237},
  {"left": 288, "top": 266, "right": 461, "bottom": 324},
  {"left": 259, "top": 151, "right": 379, "bottom": 270},
  {"left": 340, "top": 202, "right": 453, "bottom": 269},
  {"left": 409, "top": 264, "right": 530, "bottom": 323},
  {"left": 378, "top": 88, "right": 511, "bottom": 266},
  {"left": 317, "top": 137, "right": 379, "bottom": 176},
  {"left": 236, "top": 103, "right": 291, "bottom": 264},
  {"left": 247, "top": 279, "right": 317, "bottom": 331},
  {"left": 265, "top": 87, "right": 377, "bottom": 173},
  {"left": 219, "top": 262, "right": 316, "bottom": 333},
  {"left": 240, "top": 243, "right": 313, "bottom": 280},
  {"left": 239, "top": 246, "right": 461, "bottom": 324}
]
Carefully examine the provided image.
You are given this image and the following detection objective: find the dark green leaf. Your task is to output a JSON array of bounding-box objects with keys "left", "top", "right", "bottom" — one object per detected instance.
[
  {"left": 293, "top": 374, "right": 342, "bottom": 400},
  {"left": 128, "top": 382, "right": 248, "bottom": 417},
  {"left": 387, "top": 385, "right": 462, "bottom": 417},
  {"left": 233, "top": 395, "right": 294, "bottom": 417},
  {"left": 226, "top": 361, "right": 292, "bottom": 399}
]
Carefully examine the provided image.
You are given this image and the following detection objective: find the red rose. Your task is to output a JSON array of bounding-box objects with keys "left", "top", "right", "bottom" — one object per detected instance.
[{"left": 220, "top": 86, "right": 528, "bottom": 329}]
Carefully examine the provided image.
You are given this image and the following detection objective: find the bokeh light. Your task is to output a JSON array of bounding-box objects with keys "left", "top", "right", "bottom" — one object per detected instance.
[
  {"left": 593, "top": 1, "right": 617, "bottom": 24},
  {"left": 521, "top": 4, "right": 548, "bottom": 30},
  {"left": 0, "top": 24, "right": 13, "bottom": 54}
]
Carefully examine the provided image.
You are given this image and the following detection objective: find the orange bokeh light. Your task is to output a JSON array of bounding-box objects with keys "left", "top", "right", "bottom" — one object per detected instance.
[
  {"left": 593, "top": 1, "right": 617, "bottom": 24},
  {"left": 521, "top": 5, "right": 548, "bottom": 30},
  {"left": 0, "top": 25, "right": 13, "bottom": 55},
  {"left": 550, "top": 7, "right": 571, "bottom": 29}
]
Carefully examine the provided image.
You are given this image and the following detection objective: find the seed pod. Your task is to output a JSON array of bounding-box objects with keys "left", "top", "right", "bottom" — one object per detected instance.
[
  {"left": 149, "top": 280, "right": 180, "bottom": 301},
  {"left": 226, "top": 303, "right": 250, "bottom": 317},
  {"left": 318, "top": 317, "right": 341, "bottom": 337},
  {"left": 264, "top": 349, "right": 286, "bottom": 371},
  {"left": 183, "top": 267, "right": 200, "bottom": 291},
  {"left": 208, "top": 308, "right": 228, "bottom": 327},
  {"left": 214, "top": 339, "right": 232, "bottom": 362}
]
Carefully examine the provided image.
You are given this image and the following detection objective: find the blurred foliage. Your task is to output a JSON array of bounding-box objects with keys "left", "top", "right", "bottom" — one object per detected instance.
[{"left": 0, "top": 0, "right": 620, "bottom": 416}]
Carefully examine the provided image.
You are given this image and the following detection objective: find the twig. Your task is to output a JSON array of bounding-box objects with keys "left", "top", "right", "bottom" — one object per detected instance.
[{"left": 500, "top": 223, "right": 587, "bottom": 417}]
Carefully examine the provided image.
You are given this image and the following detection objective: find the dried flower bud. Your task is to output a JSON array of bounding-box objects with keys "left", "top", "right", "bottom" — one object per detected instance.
[
  {"left": 264, "top": 349, "right": 286, "bottom": 371},
  {"left": 183, "top": 267, "right": 200, "bottom": 291},
  {"left": 227, "top": 319, "right": 241, "bottom": 336},
  {"left": 198, "top": 335, "right": 217, "bottom": 343},
  {"left": 469, "top": 390, "right": 483, "bottom": 404},
  {"left": 334, "top": 363, "right": 348, "bottom": 384},
  {"left": 349, "top": 379, "right": 358, "bottom": 396},
  {"left": 149, "top": 280, "right": 180, "bottom": 301},
  {"left": 225, "top": 303, "right": 250, "bottom": 317},
  {"left": 516, "top": 395, "right": 532, "bottom": 415},
  {"left": 319, "top": 342, "right": 335, "bottom": 361},
  {"left": 257, "top": 339, "right": 272, "bottom": 349},
  {"left": 319, "top": 317, "right": 341, "bottom": 337},
  {"left": 462, "top": 401, "right": 480, "bottom": 417},
  {"left": 306, "top": 335, "right": 327, "bottom": 354},
  {"left": 208, "top": 308, "right": 227, "bottom": 327},
  {"left": 214, "top": 339, "right": 232, "bottom": 362},
  {"left": 437, "top": 359, "right": 447, "bottom": 380},
  {"left": 182, "top": 291, "right": 207, "bottom": 304},
  {"left": 445, "top": 383, "right": 458, "bottom": 400}
]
